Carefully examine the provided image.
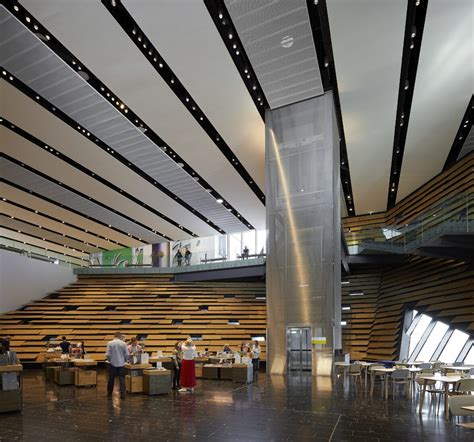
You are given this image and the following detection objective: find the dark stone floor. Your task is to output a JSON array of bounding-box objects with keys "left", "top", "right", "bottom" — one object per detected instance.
[{"left": 0, "top": 369, "right": 472, "bottom": 441}]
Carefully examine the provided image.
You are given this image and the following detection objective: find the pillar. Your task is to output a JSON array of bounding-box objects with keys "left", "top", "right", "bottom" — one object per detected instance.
[{"left": 265, "top": 92, "right": 341, "bottom": 375}]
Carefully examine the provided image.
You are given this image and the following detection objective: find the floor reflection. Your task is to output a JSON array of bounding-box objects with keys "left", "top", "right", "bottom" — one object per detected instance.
[{"left": 0, "top": 369, "right": 470, "bottom": 441}]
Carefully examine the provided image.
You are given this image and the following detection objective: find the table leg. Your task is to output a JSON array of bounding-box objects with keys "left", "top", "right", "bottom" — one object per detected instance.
[
  {"left": 444, "top": 383, "right": 449, "bottom": 421},
  {"left": 370, "top": 373, "right": 374, "bottom": 396},
  {"left": 385, "top": 374, "right": 389, "bottom": 400},
  {"left": 419, "top": 380, "right": 427, "bottom": 414},
  {"left": 365, "top": 367, "right": 368, "bottom": 388}
]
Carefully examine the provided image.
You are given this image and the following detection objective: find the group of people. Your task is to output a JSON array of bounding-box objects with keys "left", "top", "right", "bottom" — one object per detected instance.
[
  {"left": 58, "top": 336, "right": 86, "bottom": 358},
  {"left": 175, "top": 248, "right": 192, "bottom": 266}
]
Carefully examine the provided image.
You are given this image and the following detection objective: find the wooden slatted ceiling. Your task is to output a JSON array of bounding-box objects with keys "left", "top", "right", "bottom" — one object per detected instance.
[
  {"left": 0, "top": 275, "right": 266, "bottom": 363},
  {"left": 342, "top": 256, "right": 473, "bottom": 361}
]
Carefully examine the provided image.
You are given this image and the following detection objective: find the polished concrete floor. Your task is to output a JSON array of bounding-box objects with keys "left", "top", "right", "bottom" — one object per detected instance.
[{"left": 0, "top": 369, "right": 472, "bottom": 441}]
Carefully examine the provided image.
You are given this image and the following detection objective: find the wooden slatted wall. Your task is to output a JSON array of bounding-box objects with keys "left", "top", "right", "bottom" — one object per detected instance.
[{"left": 0, "top": 274, "right": 266, "bottom": 363}]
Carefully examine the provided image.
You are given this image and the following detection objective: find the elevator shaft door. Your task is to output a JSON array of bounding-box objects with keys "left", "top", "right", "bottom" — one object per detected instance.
[{"left": 287, "top": 327, "right": 312, "bottom": 372}]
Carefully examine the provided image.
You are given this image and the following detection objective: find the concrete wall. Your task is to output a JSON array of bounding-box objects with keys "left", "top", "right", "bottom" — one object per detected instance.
[{"left": 0, "top": 250, "right": 76, "bottom": 313}]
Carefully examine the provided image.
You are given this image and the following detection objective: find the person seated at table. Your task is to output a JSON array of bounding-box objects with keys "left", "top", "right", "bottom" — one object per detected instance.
[
  {"left": 222, "top": 343, "right": 233, "bottom": 354},
  {"left": 59, "top": 336, "right": 71, "bottom": 354},
  {"left": 127, "top": 336, "right": 143, "bottom": 355},
  {"left": 242, "top": 246, "right": 249, "bottom": 259}
]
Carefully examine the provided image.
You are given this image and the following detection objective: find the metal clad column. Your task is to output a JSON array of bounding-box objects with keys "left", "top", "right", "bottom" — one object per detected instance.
[{"left": 265, "top": 92, "right": 341, "bottom": 375}]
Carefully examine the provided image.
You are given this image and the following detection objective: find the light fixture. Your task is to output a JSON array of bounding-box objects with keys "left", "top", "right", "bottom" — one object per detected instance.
[
  {"left": 349, "top": 292, "right": 364, "bottom": 296},
  {"left": 404, "top": 80, "right": 409, "bottom": 90},
  {"left": 228, "top": 33, "right": 233, "bottom": 39},
  {"left": 216, "top": 198, "right": 224, "bottom": 204},
  {"left": 218, "top": 13, "right": 223, "bottom": 19},
  {"left": 341, "top": 321, "right": 347, "bottom": 326},
  {"left": 342, "top": 306, "right": 351, "bottom": 311},
  {"left": 411, "top": 26, "right": 417, "bottom": 38},
  {"left": 341, "top": 281, "right": 350, "bottom": 285}
]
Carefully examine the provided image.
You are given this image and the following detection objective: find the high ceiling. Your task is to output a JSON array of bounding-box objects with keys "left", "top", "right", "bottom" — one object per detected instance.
[{"left": 1, "top": 0, "right": 472, "bottom": 263}]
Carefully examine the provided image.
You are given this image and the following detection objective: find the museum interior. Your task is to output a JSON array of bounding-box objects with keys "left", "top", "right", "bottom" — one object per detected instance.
[{"left": 0, "top": 0, "right": 473, "bottom": 440}]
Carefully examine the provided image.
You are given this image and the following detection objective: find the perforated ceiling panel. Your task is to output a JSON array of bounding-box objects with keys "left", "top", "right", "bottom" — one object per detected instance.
[
  {"left": 225, "top": 0, "right": 323, "bottom": 109},
  {"left": 0, "top": 158, "right": 164, "bottom": 244},
  {"left": 0, "top": 6, "right": 248, "bottom": 233}
]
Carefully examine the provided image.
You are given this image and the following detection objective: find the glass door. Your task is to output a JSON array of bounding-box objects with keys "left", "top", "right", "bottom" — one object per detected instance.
[{"left": 287, "top": 326, "right": 312, "bottom": 372}]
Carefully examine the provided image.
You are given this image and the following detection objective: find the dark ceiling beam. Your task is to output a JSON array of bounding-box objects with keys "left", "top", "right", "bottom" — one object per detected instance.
[
  {"left": 0, "top": 198, "right": 129, "bottom": 249},
  {"left": 1, "top": 118, "right": 192, "bottom": 239},
  {"left": 0, "top": 240, "right": 87, "bottom": 267},
  {"left": 387, "top": 0, "right": 429, "bottom": 210},
  {"left": 1, "top": 1, "right": 254, "bottom": 232},
  {"left": 443, "top": 95, "right": 473, "bottom": 171},
  {"left": 103, "top": 0, "right": 266, "bottom": 205},
  {"left": 0, "top": 68, "right": 224, "bottom": 236},
  {"left": 0, "top": 154, "right": 162, "bottom": 245},
  {"left": 203, "top": 0, "right": 269, "bottom": 120},
  {"left": 307, "top": 0, "right": 356, "bottom": 216},
  {"left": 0, "top": 218, "right": 100, "bottom": 254}
]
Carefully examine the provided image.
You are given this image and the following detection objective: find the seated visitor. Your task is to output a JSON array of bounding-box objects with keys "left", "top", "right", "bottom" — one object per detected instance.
[
  {"left": 59, "top": 336, "right": 71, "bottom": 354},
  {"left": 222, "top": 343, "right": 233, "bottom": 354},
  {"left": 242, "top": 246, "right": 249, "bottom": 259},
  {"left": 127, "top": 336, "right": 142, "bottom": 355}
]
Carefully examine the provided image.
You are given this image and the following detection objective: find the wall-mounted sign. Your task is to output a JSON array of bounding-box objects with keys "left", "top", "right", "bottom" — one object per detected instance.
[{"left": 312, "top": 337, "right": 327, "bottom": 345}]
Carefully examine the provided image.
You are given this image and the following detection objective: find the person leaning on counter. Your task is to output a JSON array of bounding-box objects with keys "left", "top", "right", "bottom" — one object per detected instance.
[{"left": 106, "top": 332, "right": 129, "bottom": 399}]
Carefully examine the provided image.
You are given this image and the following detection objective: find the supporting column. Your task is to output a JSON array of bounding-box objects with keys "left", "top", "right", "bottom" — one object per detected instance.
[{"left": 265, "top": 92, "right": 341, "bottom": 375}]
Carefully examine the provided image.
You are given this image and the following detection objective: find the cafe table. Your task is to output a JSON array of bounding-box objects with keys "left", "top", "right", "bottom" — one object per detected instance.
[
  {"left": 370, "top": 367, "right": 421, "bottom": 399},
  {"left": 417, "top": 374, "right": 474, "bottom": 420},
  {"left": 441, "top": 365, "right": 473, "bottom": 373},
  {"left": 334, "top": 362, "right": 374, "bottom": 386}
]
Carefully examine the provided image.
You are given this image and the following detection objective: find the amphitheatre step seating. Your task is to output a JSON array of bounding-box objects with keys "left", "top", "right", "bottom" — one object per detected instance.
[{"left": 0, "top": 275, "right": 266, "bottom": 363}]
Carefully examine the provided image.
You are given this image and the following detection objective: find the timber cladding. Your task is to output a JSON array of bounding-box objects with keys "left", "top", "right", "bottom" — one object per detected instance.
[
  {"left": 0, "top": 275, "right": 266, "bottom": 363},
  {"left": 342, "top": 256, "right": 473, "bottom": 361}
]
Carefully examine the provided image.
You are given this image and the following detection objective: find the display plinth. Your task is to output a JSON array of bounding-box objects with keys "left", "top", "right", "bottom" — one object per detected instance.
[
  {"left": 0, "top": 364, "right": 23, "bottom": 413},
  {"left": 74, "top": 360, "right": 98, "bottom": 387},
  {"left": 232, "top": 364, "right": 253, "bottom": 383},
  {"left": 125, "top": 363, "right": 152, "bottom": 393},
  {"left": 143, "top": 369, "right": 171, "bottom": 395}
]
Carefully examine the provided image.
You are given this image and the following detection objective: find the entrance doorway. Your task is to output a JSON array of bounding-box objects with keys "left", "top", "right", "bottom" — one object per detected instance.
[{"left": 286, "top": 326, "right": 312, "bottom": 372}]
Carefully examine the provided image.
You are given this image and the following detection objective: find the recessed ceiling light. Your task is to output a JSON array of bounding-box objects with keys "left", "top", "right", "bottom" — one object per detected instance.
[
  {"left": 216, "top": 198, "right": 224, "bottom": 204},
  {"left": 218, "top": 13, "right": 223, "bottom": 19},
  {"left": 228, "top": 33, "right": 233, "bottom": 39},
  {"left": 26, "top": 16, "right": 31, "bottom": 22},
  {"left": 14, "top": 5, "right": 19, "bottom": 11}
]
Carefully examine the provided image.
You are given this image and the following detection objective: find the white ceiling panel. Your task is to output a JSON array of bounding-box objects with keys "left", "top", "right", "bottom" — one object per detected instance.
[
  {"left": 20, "top": 0, "right": 266, "bottom": 230},
  {"left": 123, "top": 0, "right": 265, "bottom": 192},
  {"left": 326, "top": 0, "right": 406, "bottom": 214},
  {"left": 0, "top": 144, "right": 169, "bottom": 244},
  {"left": 0, "top": 182, "right": 138, "bottom": 247},
  {"left": 397, "top": 0, "right": 473, "bottom": 201},
  {"left": 1, "top": 81, "right": 216, "bottom": 238},
  {"left": 1, "top": 201, "right": 114, "bottom": 250},
  {"left": 0, "top": 228, "right": 88, "bottom": 262}
]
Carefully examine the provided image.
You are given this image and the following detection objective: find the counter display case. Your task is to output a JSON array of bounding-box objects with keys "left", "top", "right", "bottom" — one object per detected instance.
[{"left": 0, "top": 364, "right": 23, "bottom": 413}]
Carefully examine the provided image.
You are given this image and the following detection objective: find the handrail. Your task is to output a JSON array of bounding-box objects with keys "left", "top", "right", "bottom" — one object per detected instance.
[{"left": 345, "top": 193, "right": 473, "bottom": 255}]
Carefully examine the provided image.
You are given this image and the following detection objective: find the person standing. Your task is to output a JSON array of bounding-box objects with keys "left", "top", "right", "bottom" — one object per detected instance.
[
  {"left": 180, "top": 337, "right": 197, "bottom": 392},
  {"left": 251, "top": 340, "right": 261, "bottom": 379},
  {"left": 106, "top": 332, "right": 129, "bottom": 399},
  {"left": 172, "top": 341, "right": 183, "bottom": 390},
  {"left": 242, "top": 246, "right": 249, "bottom": 259},
  {"left": 59, "top": 336, "right": 71, "bottom": 354},
  {"left": 176, "top": 250, "right": 183, "bottom": 267},
  {"left": 184, "top": 248, "right": 192, "bottom": 266}
]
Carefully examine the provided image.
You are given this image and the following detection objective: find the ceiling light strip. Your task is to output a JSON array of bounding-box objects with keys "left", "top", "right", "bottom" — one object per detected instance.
[
  {"left": 0, "top": 234, "right": 88, "bottom": 266},
  {"left": 443, "top": 95, "right": 473, "bottom": 171},
  {"left": 0, "top": 154, "right": 164, "bottom": 244},
  {"left": 0, "top": 220, "right": 98, "bottom": 254},
  {"left": 0, "top": 68, "right": 224, "bottom": 236},
  {"left": 307, "top": 0, "right": 355, "bottom": 216},
  {"left": 0, "top": 197, "right": 129, "bottom": 249},
  {"left": 1, "top": 117, "right": 195, "bottom": 238},
  {"left": 1, "top": 1, "right": 253, "bottom": 232},
  {"left": 387, "top": 0, "right": 428, "bottom": 209},
  {"left": 103, "top": 0, "right": 266, "bottom": 205},
  {"left": 203, "top": 0, "right": 269, "bottom": 120}
]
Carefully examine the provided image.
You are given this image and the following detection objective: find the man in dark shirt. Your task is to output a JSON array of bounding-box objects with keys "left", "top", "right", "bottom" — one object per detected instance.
[{"left": 59, "top": 336, "right": 71, "bottom": 354}]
